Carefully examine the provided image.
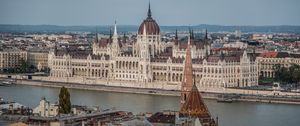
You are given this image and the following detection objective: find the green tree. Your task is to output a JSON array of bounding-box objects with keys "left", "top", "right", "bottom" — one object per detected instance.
[
  {"left": 58, "top": 86, "right": 71, "bottom": 114},
  {"left": 20, "top": 58, "right": 29, "bottom": 73},
  {"left": 274, "top": 64, "right": 300, "bottom": 84},
  {"left": 291, "top": 64, "right": 300, "bottom": 84}
]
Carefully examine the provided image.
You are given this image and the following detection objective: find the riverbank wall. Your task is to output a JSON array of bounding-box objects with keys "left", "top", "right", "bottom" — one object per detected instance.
[{"left": 7, "top": 78, "right": 300, "bottom": 105}]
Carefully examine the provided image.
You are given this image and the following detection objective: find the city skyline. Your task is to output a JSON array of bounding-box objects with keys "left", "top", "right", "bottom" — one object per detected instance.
[{"left": 0, "top": 0, "right": 300, "bottom": 26}]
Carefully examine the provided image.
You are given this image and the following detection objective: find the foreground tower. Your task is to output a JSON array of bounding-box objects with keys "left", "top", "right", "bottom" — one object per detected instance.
[
  {"left": 180, "top": 36, "right": 217, "bottom": 126},
  {"left": 180, "top": 36, "right": 193, "bottom": 106}
]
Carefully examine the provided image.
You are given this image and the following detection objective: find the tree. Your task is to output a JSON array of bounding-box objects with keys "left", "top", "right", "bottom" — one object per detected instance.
[
  {"left": 58, "top": 86, "right": 71, "bottom": 114},
  {"left": 274, "top": 64, "right": 300, "bottom": 85},
  {"left": 291, "top": 64, "right": 300, "bottom": 84},
  {"left": 20, "top": 58, "right": 29, "bottom": 73}
]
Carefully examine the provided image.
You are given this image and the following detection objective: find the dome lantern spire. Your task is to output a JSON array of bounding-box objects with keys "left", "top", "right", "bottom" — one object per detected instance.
[
  {"left": 147, "top": 1, "right": 152, "bottom": 19},
  {"left": 138, "top": 1, "right": 160, "bottom": 35}
]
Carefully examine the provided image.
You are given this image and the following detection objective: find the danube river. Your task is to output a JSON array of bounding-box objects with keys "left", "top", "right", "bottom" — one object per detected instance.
[{"left": 1, "top": 85, "right": 300, "bottom": 126}]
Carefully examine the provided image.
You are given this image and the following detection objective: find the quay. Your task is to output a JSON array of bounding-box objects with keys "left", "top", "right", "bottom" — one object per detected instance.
[{"left": 6, "top": 78, "right": 300, "bottom": 105}]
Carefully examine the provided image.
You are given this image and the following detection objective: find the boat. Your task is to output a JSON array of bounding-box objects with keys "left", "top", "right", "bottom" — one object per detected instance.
[
  {"left": 217, "top": 82, "right": 234, "bottom": 103},
  {"left": 217, "top": 97, "right": 233, "bottom": 103},
  {"left": 0, "top": 80, "right": 15, "bottom": 86},
  {"left": 217, "top": 94, "right": 233, "bottom": 103}
]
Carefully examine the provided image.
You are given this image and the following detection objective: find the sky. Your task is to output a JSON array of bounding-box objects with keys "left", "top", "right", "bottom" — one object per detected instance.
[{"left": 0, "top": 0, "right": 299, "bottom": 26}]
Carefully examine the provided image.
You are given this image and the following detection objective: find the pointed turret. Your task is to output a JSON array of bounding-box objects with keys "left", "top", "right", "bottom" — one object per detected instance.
[
  {"left": 188, "top": 27, "right": 192, "bottom": 38},
  {"left": 109, "top": 27, "right": 112, "bottom": 42},
  {"left": 220, "top": 51, "right": 225, "bottom": 61},
  {"left": 175, "top": 29, "right": 178, "bottom": 39},
  {"left": 205, "top": 49, "right": 209, "bottom": 59},
  {"left": 188, "top": 27, "right": 194, "bottom": 44},
  {"left": 111, "top": 21, "right": 120, "bottom": 58},
  {"left": 95, "top": 28, "right": 99, "bottom": 43},
  {"left": 113, "top": 20, "right": 118, "bottom": 37},
  {"left": 123, "top": 33, "right": 126, "bottom": 44},
  {"left": 112, "top": 20, "right": 118, "bottom": 43},
  {"left": 252, "top": 48, "right": 256, "bottom": 59},
  {"left": 175, "top": 29, "right": 178, "bottom": 45},
  {"left": 54, "top": 42, "right": 58, "bottom": 55},
  {"left": 205, "top": 29, "right": 208, "bottom": 40},
  {"left": 180, "top": 35, "right": 217, "bottom": 126},
  {"left": 191, "top": 29, "right": 194, "bottom": 39}
]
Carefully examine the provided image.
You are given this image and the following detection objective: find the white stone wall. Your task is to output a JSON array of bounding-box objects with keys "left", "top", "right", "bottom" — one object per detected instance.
[
  {"left": 33, "top": 99, "right": 58, "bottom": 117},
  {"left": 257, "top": 57, "right": 300, "bottom": 78},
  {"left": 48, "top": 51, "right": 258, "bottom": 90}
]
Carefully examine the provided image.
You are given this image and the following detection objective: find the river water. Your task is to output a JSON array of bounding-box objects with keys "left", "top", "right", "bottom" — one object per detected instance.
[{"left": 0, "top": 85, "right": 300, "bottom": 126}]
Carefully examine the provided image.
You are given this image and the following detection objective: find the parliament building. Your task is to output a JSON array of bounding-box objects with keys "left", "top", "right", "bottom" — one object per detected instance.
[{"left": 48, "top": 4, "right": 258, "bottom": 91}]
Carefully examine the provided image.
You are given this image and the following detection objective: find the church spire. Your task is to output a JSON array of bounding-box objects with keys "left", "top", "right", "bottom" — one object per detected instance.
[
  {"left": 181, "top": 34, "right": 193, "bottom": 106},
  {"left": 147, "top": 1, "right": 152, "bottom": 19},
  {"left": 180, "top": 54, "right": 218, "bottom": 125}
]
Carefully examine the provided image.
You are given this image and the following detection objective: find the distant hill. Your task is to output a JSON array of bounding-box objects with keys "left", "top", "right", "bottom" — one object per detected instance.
[{"left": 0, "top": 24, "right": 300, "bottom": 33}]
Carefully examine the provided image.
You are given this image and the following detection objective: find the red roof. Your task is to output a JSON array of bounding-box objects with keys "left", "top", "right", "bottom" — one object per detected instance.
[
  {"left": 259, "top": 52, "right": 278, "bottom": 58},
  {"left": 211, "top": 47, "right": 241, "bottom": 52},
  {"left": 138, "top": 18, "right": 160, "bottom": 35}
]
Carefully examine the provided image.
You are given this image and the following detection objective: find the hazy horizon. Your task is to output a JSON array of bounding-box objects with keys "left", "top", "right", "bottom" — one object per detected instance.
[
  {"left": 1, "top": 0, "right": 299, "bottom": 26},
  {"left": 1, "top": 24, "right": 300, "bottom": 27}
]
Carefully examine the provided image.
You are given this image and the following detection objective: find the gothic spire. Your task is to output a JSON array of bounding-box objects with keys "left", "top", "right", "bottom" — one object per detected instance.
[
  {"left": 113, "top": 20, "right": 117, "bottom": 37},
  {"left": 147, "top": 1, "right": 152, "bottom": 19},
  {"left": 109, "top": 27, "right": 112, "bottom": 40},
  {"left": 220, "top": 51, "right": 225, "bottom": 61},
  {"left": 123, "top": 33, "right": 126, "bottom": 43},
  {"left": 205, "top": 28, "right": 208, "bottom": 40},
  {"left": 174, "top": 29, "right": 179, "bottom": 45},
  {"left": 54, "top": 42, "right": 58, "bottom": 55},
  {"left": 175, "top": 29, "right": 178, "bottom": 40},
  {"left": 188, "top": 27, "right": 191, "bottom": 38},
  {"left": 191, "top": 29, "right": 194, "bottom": 39},
  {"left": 96, "top": 28, "right": 99, "bottom": 43},
  {"left": 181, "top": 34, "right": 193, "bottom": 106},
  {"left": 180, "top": 62, "right": 217, "bottom": 125}
]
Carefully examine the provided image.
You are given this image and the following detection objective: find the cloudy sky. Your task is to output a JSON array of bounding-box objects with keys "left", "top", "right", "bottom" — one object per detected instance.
[{"left": 0, "top": 0, "right": 299, "bottom": 26}]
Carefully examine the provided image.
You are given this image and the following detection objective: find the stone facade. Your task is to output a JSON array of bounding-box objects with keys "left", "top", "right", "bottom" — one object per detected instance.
[
  {"left": 33, "top": 98, "right": 59, "bottom": 117},
  {"left": 0, "top": 49, "right": 27, "bottom": 72},
  {"left": 27, "top": 49, "right": 49, "bottom": 71},
  {"left": 257, "top": 52, "right": 300, "bottom": 78},
  {"left": 48, "top": 5, "right": 258, "bottom": 90}
]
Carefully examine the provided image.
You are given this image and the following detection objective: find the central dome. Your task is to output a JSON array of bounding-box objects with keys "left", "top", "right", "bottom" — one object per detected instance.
[{"left": 138, "top": 3, "right": 160, "bottom": 35}]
